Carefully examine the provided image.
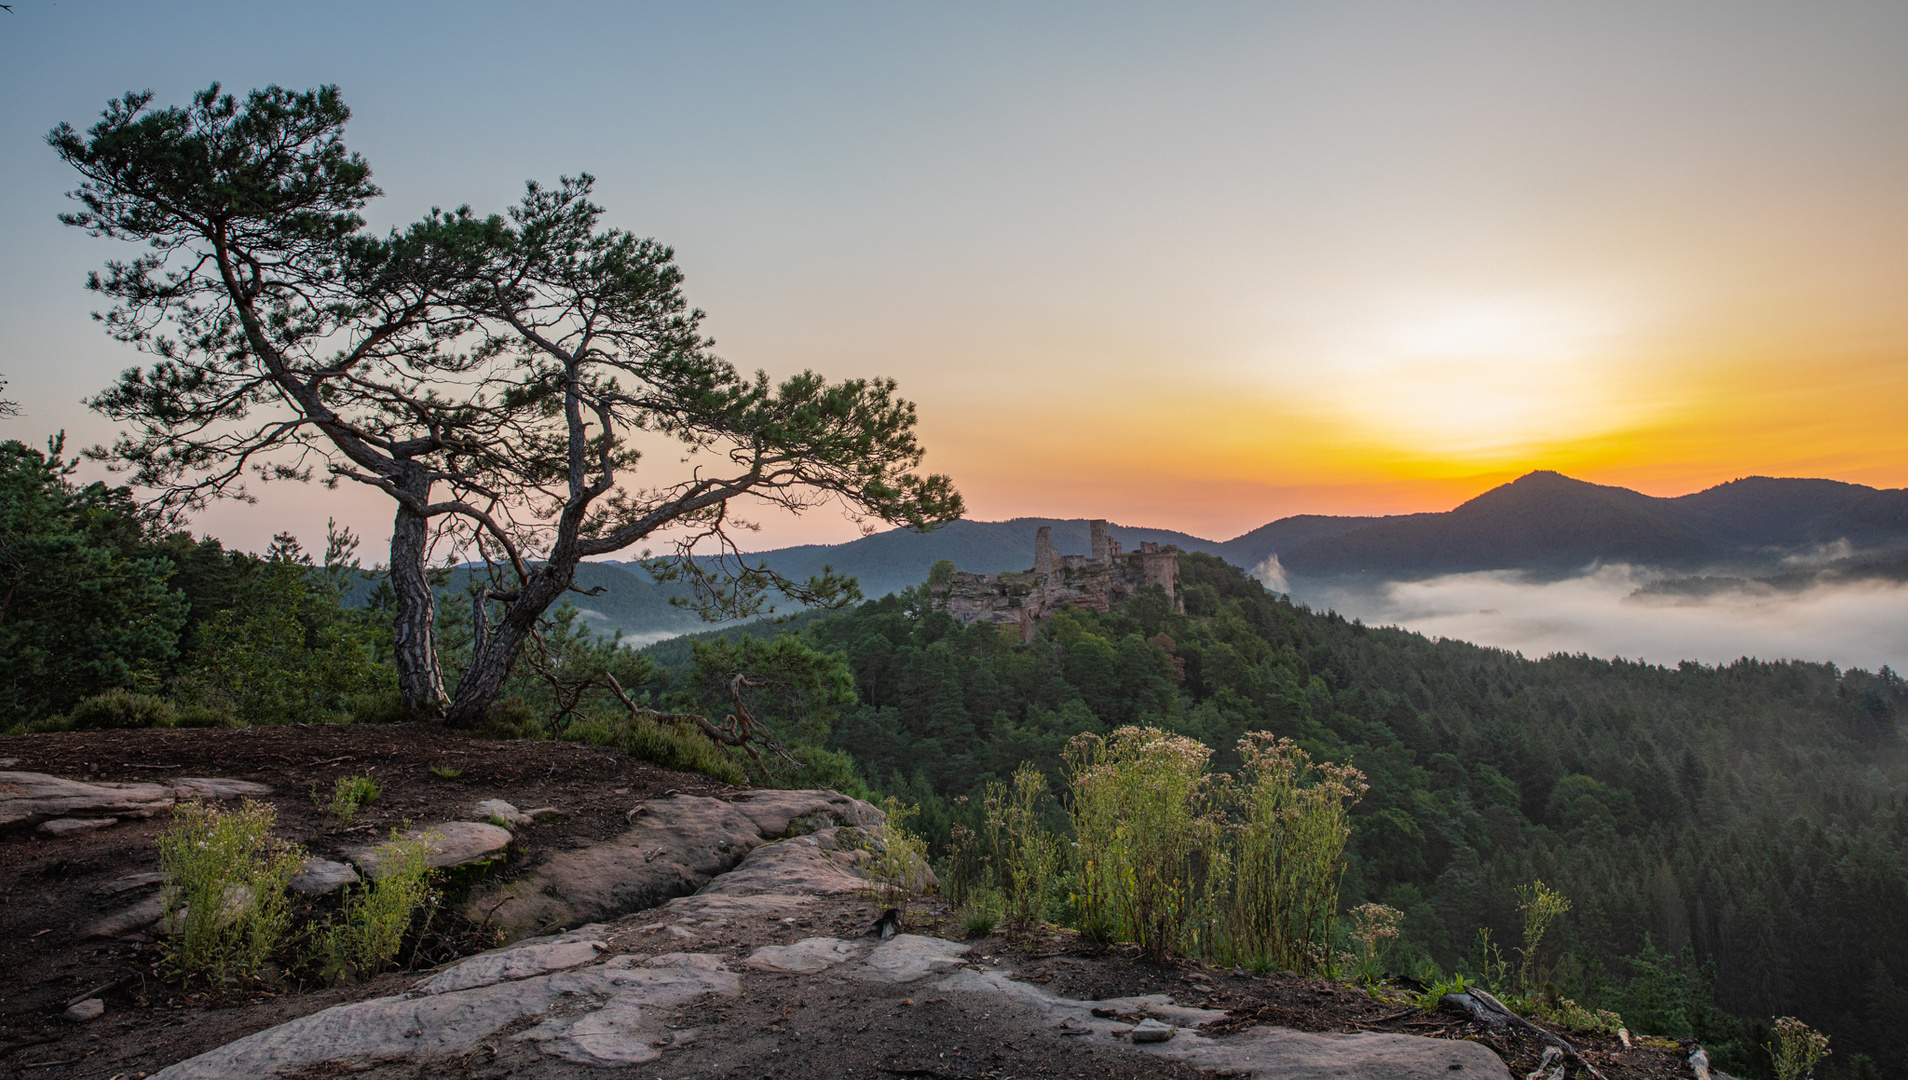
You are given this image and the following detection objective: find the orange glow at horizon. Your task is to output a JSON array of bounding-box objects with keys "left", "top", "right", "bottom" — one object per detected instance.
[{"left": 919, "top": 337, "right": 1908, "bottom": 544}]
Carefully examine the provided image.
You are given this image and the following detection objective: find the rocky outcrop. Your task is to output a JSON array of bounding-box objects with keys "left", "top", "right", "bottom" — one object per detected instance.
[
  {"left": 347, "top": 821, "right": 512, "bottom": 878},
  {"left": 1, "top": 771, "right": 271, "bottom": 831},
  {"left": 148, "top": 813, "right": 1514, "bottom": 1080},
  {"left": 930, "top": 519, "right": 1184, "bottom": 641},
  {"left": 463, "top": 788, "right": 882, "bottom": 937},
  {"left": 149, "top": 931, "right": 741, "bottom": 1078}
]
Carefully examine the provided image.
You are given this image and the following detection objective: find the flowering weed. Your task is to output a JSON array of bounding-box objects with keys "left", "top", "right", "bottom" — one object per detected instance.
[{"left": 158, "top": 799, "right": 302, "bottom": 988}]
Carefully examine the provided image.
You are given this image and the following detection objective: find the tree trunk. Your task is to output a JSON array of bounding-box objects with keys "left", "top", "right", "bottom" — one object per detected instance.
[
  {"left": 390, "top": 483, "right": 448, "bottom": 721},
  {"left": 442, "top": 561, "right": 575, "bottom": 728}
]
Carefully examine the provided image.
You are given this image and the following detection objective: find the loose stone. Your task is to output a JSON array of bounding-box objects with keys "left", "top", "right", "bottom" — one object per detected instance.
[{"left": 1130, "top": 1017, "right": 1177, "bottom": 1043}]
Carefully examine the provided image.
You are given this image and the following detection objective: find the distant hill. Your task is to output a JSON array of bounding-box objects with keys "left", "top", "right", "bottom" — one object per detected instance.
[
  {"left": 344, "top": 471, "right": 1908, "bottom": 638},
  {"left": 615, "top": 517, "right": 1225, "bottom": 605},
  {"left": 1212, "top": 513, "right": 1421, "bottom": 570},
  {"left": 1280, "top": 471, "right": 1908, "bottom": 580}
]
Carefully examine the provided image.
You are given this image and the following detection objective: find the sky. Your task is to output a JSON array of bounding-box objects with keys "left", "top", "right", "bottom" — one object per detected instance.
[{"left": 3, "top": 1, "right": 1907, "bottom": 554}]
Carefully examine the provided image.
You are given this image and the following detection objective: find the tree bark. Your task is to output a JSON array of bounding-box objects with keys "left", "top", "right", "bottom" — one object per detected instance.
[
  {"left": 390, "top": 479, "right": 448, "bottom": 721},
  {"left": 442, "top": 563, "right": 575, "bottom": 728}
]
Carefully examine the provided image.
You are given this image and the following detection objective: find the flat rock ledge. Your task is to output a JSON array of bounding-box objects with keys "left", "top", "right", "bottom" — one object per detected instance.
[
  {"left": 346, "top": 821, "right": 513, "bottom": 878},
  {"left": 464, "top": 788, "right": 885, "bottom": 936},
  {"left": 1, "top": 771, "right": 272, "bottom": 831},
  {"left": 150, "top": 819, "right": 1512, "bottom": 1080}
]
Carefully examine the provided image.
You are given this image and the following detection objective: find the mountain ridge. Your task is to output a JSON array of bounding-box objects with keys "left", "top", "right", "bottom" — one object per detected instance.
[
  {"left": 376, "top": 472, "right": 1908, "bottom": 638},
  {"left": 1279, "top": 470, "right": 1908, "bottom": 579}
]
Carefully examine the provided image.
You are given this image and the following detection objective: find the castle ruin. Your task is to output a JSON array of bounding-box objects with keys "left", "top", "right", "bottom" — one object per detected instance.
[{"left": 929, "top": 520, "right": 1182, "bottom": 640}]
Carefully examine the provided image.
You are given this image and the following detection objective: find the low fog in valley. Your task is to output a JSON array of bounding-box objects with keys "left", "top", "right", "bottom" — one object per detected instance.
[{"left": 1262, "top": 558, "right": 1908, "bottom": 672}]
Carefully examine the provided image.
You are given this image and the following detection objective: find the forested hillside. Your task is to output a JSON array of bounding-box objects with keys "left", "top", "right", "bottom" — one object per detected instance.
[
  {"left": 772, "top": 554, "right": 1908, "bottom": 1076},
  {"left": 13, "top": 431, "right": 1907, "bottom": 1077}
]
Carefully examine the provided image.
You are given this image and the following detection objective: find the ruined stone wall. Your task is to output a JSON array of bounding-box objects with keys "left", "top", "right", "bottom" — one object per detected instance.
[{"left": 928, "top": 519, "right": 1183, "bottom": 640}]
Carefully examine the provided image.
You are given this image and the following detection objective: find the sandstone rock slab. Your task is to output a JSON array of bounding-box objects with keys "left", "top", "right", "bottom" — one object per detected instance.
[
  {"left": 168, "top": 777, "right": 272, "bottom": 800},
  {"left": 464, "top": 791, "right": 881, "bottom": 937},
  {"left": 0, "top": 771, "right": 171, "bottom": 829},
  {"left": 861, "top": 934, "right": 972, "bottom": 983},
  {"left": 1130, "top": 1017, "right": 1176, "bottom": 1042},
  {"left": 745, "top": 936, "right": 863, "bottom": 974},
  {"left": 84, "top": 891, "right": 169, "bottom": 939},
  {"left": 348, "top": 821, "right": 511, "bottom": 878},
  {"left": 288, "top": 857, "right": 360, "bottom": 896},
  {"left": 2, "top": 771, "right": 272, "bottom": 832},
  {"left": 698, "top": 832, "right": 873, "bottom": 898},
  {"left": 37, "top": 816, "right": 117, "bottom": 836},
  {"left": 724, "top": 787, "right": 885, "bottom": 837},
  {"left": 150, "top": 955, "right": 740, "bottom": 1080},
  {"left": 520, "top": 961, "right": 741, "bottom": 1067},
  {"left": 473, "top": 798, "right": 532, "bottom": 826},
  {"left": 63, "top": 998, "right": 105, "bottom": 1023},
  {"left": 938, "top": 967, "right": 1510, "bottom": 1080},
  {"left": 417, "top": 929, "right": 608, "bottom": 994},
  {"left": 97, "top": 871, "right": 166, "bottom": 896}
]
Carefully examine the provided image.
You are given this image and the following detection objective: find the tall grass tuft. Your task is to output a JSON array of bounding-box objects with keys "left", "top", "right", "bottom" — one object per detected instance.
[
  {"left": 1342, "top": 902, "right": 1405, "bottom": 984},
  {"left": 562, "top": 713, "right": 747, "bottom": 786},
  {"left": 158, "top": 799, "right": 302, "bottom": 987},
  {"left": 327, "top": 775, "right": 380, "bottom": 823},
  {"left": 1219, "top": 734, "right": 1366, "bottom": 974}
]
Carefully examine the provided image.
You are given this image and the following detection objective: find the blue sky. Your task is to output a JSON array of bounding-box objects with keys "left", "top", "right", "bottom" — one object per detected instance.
[{"left": 4, "top": 2, "right": 1907, "bottom": 553}]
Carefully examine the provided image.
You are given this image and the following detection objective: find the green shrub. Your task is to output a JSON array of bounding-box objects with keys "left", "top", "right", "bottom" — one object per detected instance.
[
  {"left": 174, "top": 701, "right": 241, "bottom": 727},
  {"left": 1342, "top": 902, "right": 1405, "bottom": 984},
  {"left": 428, "top": 764, "right": 463, "bottom": 780},
  {"left": 1415, "top": 972, "right": 1476, "bottom": 1010},
  {"left": 1067, "top": 727, "right": 1217, "bottom": 958},
  {"left": 984, "top": 764, "right": 1061, "bottom": 928},
  {"left": 328, "top": 775, "right": 380, "bottom": 823},
  {"left": 318, "top": 836, "right": 435, "bottom": 984},
  {"left": 43, "top": 690, "right": 237, "bottom": 731},
  {"left": 1219, "top": 734, "right": 1365, "bottom": 974},
  {"left": 480, "top": 695, "right": 546, "bottom": 739},
  {"left": 1529, "top": 995, "right": 1625, "bottom": 1035},
  {"left": 868, "top": 797, "right": 932, "bottom": 906},
  {"left": 1514, "top": 880, "right": 1571, "bottom": 995},
  {"left": 64, "top": 689, "right": 178, "bottom": 729},
  {"left": 944, "top": 823, "right": 983, "bottom": 908},
  {"left": 1767, "top": 1017, "right": 1830, "bottom": 1080},
  {"left": 175, "top": 555, "right": 394, "bottom": 726},
  {"left": 561, "top": 712, "right": 747, "bottom": 786},
  {"left": 158, "top": 799, "right": 302, "bottom": 987},
  {"left": 781, "top": 744, "right": 871, "bottom": 798},
  {"left": 346, "top": 689, "right": 410, "bottom": 724}
]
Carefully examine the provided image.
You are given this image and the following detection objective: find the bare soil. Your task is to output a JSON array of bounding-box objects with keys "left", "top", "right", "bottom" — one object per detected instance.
[
  {"left": 0, "top": 726, "right": 1698, "bottom": 1080},
  {"left": 0, "top": 723, "right": 732, "bottom": 1077}
]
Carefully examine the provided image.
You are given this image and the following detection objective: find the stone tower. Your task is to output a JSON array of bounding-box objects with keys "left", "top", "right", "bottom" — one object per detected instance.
[
  {"left": 1090, "top": 519, "right": 1110, "bottom": 564},
  {"left": 1034, "top": 525, "right": 1056, "bottom": 576}
]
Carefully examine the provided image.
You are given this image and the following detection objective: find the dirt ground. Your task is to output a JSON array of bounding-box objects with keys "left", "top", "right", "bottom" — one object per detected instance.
[
  {"left": 0, "top": 723, "right": 733, "bottom": 1077},
  {"left": 0, "top": 726, "right": 1697, "bottom": 1080}
]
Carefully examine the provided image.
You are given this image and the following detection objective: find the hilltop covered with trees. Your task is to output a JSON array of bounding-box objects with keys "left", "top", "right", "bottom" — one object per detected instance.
[
  {"left": 9, "top": 426, "right": 1907, "bottom": 1075},
  {"left": 668, "top": 553, "right": 1908, "bottom": 1078}
]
